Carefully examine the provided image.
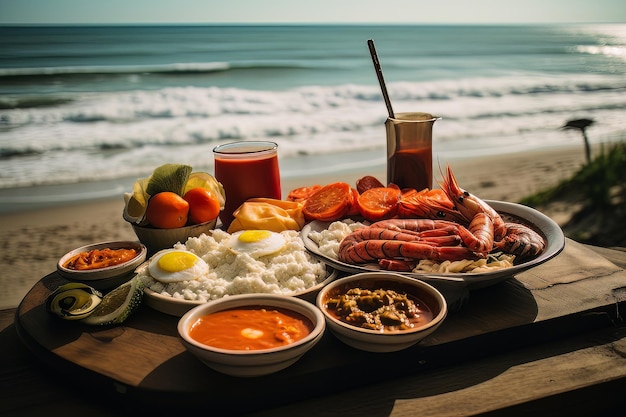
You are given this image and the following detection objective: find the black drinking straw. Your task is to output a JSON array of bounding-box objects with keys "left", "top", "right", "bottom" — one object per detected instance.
[{"left": 367, "top": 39, "right": 395, "bottom": 119}]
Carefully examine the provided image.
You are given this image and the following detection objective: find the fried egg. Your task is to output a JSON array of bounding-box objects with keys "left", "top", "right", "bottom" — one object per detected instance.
[
  {"left": 226, "top": 230, "right": 286, "bottom": 258},
  {"left": 148, "top": 249, "right": 209, "bottom": 283}
]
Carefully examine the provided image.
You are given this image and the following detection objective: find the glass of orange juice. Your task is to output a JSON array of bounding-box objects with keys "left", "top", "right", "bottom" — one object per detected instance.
[
  {"left": 213, "top": 141, "right": 281, "bottom": 229},
  {"left": 385, "top": 112, "right": 440, "bottom": 191}
]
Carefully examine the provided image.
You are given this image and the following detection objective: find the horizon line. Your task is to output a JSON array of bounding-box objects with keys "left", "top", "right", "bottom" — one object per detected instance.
[{"left": 1, "top": 21, "right": 623, "bottom": 27}]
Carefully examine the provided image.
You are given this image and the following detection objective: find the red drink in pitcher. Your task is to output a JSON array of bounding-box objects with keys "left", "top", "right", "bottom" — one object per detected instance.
[
  {"left": 387, "top": 147, "right": 432, "bottom": 192},
  {"left": 213, "top": 141, "right": 281, "bottom": 229},
  {"left": 385, "top": 112, "right": 439, "bottom": 191}
]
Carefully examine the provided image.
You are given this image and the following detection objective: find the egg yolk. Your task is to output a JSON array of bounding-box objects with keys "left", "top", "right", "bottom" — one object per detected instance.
[
  {"left": 238, "top": 230, "right": 272, "bottom": 243},
  {"left": 157, "top": 251, "right": 199, "bottom": 272}
]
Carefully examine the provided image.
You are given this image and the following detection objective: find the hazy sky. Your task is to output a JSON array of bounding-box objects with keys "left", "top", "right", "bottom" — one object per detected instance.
[{"left": 1, "top": 0, "right": 625, "bottom": 25}]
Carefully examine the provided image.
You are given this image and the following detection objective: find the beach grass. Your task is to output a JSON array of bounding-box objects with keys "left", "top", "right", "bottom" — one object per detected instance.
[{"left": 520, "top": 141, "right": 626, "bottom": 247}]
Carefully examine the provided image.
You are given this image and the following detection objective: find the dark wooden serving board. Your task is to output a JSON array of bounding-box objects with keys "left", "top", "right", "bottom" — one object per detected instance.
[{"left": 15, "top": 238, "right": 626, "bottom": 416}]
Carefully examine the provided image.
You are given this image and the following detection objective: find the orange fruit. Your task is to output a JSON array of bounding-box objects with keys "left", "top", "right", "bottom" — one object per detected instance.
[
  {"left": 346, "top": 187, "right": 361, "bottom": 216},
  {"left": 146, "top": 192, "right": 189, "bottom": 229},
  {"left": 302, "top": 182, "right": 352, "bottom": 222},
  {"left": 357, "top": 187, "right": 401, "bottom": 221},
  {"left": 183, "top": 187, "right": 221, "bottom": 224},
  {"left": 286, "top": 185, "right": 322, "bottom": 202}
]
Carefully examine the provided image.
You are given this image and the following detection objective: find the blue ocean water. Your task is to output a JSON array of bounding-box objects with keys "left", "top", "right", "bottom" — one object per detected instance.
[{"left": 0, "top": 24, "right": 625, "bottom": 207}]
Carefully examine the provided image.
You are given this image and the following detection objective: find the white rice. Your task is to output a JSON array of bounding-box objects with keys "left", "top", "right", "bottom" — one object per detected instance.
[
  {"left": 306, "top": 218, "right": 368, "bottom": 259},
  {"left": 136, "top": 229, "right": 327, "bottom": 302}
]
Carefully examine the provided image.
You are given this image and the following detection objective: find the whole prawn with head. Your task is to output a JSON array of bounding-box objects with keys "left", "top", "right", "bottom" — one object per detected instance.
[{"left": 439, "top": 165, "right": 507, "bottom": 255}]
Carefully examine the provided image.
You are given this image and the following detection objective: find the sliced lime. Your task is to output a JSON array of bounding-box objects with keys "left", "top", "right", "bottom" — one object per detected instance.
[{"left": 80, "top": 277, "right": 144, "bottom": 326}]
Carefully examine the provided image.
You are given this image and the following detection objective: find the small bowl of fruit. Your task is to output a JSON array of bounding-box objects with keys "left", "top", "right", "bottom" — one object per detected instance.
[{"left": 124, "top": 163, "right": 225, "bottom": 254}]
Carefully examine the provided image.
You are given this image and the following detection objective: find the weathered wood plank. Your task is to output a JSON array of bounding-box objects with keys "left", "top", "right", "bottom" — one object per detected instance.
[{"left": 11, "top": 240, "right": 626, "bottom": 415}]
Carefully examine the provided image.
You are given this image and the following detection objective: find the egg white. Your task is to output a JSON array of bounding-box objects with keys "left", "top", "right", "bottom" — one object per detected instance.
[
  {"left": 148, "top": 249, "right": 209, "bottom": 283},
  {"left": 225, "top": 230, "right": 287, "bottom": 258}
]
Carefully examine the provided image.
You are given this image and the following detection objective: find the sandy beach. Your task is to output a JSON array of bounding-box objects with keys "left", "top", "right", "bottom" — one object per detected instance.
[{"left": 0, "top": 144, "right": 593, "bottom": 310}]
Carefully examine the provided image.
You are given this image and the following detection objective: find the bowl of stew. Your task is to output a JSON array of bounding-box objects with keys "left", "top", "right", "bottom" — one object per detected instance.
[
  {"left": 178, "top": 293, "right": 326, "bottom": 377},
  {"left": 57, "top": 241, "right": 147, "bottom": 288},
  {"left": 316, "top": 272, "right": 448, "bottom": 353}
]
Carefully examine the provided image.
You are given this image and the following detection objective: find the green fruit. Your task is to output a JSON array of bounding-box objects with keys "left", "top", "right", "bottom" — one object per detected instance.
[
  {"left": 46, "top": 283, "right": 103, "bottom": 320},
  {"left": 80, "top": 277, "right": 144, "bottom": 326},
  {"left": 145, "top": 163, "right": 193, "bottom": 197}
]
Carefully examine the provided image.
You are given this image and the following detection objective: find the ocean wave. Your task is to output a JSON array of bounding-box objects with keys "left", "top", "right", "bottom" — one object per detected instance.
[
  {"left": 1, "top": 72, "right": 625, "bottom": 189},
  {"left": 0, "top": 95, "right": 75, "bottom": 110},
  {"left": 0, "top": 62, "right": 232, "bottom": 78},
  {"left": 1, "top": 74, "right": 624, "bottom": 148},
  {"left": 0, "top": 147, "right": 43, "bottom": 158},
  {"left": 577, "top": 45, "right": 626, "bottom": 59},
  {"left": 0, "top": 60, "right": 346, "bottom": 80}
]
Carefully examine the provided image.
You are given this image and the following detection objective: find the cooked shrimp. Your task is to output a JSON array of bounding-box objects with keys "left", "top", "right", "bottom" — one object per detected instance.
[{"left": 439, "top": 165, "right": 507, "bottom": 241}]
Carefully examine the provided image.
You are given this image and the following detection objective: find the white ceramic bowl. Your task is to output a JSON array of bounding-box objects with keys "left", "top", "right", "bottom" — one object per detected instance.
[
  {"left": 178, "top": 294, "right": 325, "bottom": 377},
  {"left": 130, "top": 219, "right": 216, "bottom": 255},
  {"left": 57, "top": 241, "right": 147, "bottom": 288},
  {"left": 316, "top": 272, "right": 447, "bottom": 353}
]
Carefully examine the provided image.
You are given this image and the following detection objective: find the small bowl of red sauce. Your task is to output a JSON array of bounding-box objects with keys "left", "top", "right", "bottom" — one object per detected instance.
[
  {"left": 316, "top": 272, "right": 448, "bottom": 353},
  {"left": 57, "top": 240, "right": 147, "bottom": 289},
  {"left": 178, "top": 293, "right": 325, "bottom": 377}
]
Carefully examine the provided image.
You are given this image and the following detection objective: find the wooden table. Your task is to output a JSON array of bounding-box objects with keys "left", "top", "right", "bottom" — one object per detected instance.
[{"left": 3, "top": 238, "right": 626, "bottom": 417}]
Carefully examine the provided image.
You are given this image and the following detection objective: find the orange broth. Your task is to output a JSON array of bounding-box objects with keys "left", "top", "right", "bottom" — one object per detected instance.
[{"left": 188, "top": 306, "right": 313, "bottom": 351}]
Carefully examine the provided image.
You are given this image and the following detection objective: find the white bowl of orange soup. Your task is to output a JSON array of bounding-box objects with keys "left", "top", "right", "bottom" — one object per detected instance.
[
  {"left": 178, "top": 293, "right": 325, "bottom": 377},
  {"left": 316, "top": 272, "right": 448, "bottom": 353}
]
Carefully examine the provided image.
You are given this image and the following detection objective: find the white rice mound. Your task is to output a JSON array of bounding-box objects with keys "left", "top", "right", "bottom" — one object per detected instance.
[
  {"left": 136, "top": 229, "right": 328, "bottom": 302},
  {"left": 306, "top": 218, "right": 368, "bottom": 259}
]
